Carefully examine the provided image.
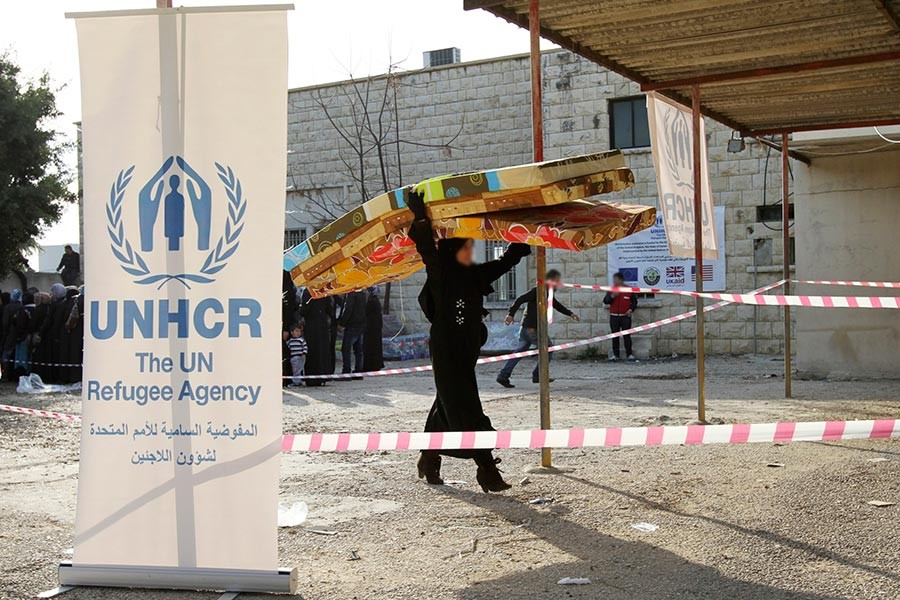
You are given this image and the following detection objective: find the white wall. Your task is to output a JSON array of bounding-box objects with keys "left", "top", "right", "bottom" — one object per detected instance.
[{"left": 794, "top": 149, "right": 900, "bottom": 377}]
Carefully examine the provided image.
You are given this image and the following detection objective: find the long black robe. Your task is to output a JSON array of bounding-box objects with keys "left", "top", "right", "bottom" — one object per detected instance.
[
  {"left": 363, "top": 293, "right": 384, "bottom": 372},
  {"left": 299, "top": 290, "right": 335, "bottom": 387},
  {"left": 409, "top": 220, "right": 530, "bottom": 459},
  {"left": 43, "top": 298, "right": 70, "bottom": 383},
  {"left": 30, "top": 302, "right": 52, "bottom": 379}
]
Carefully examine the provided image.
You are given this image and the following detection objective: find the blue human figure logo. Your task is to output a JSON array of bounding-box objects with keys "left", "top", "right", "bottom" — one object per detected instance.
[
  {"left": 138, "top": 156, "right": 174, "bottom": 252},
  {"left": 177, "top": 156, "right": 212, "bottom": 251},
  {"left": 137, "top": 156, "right": 212, "bottom": 252},
  {"left": 164, "top": 174, "right": 186, "bottom": 251}
]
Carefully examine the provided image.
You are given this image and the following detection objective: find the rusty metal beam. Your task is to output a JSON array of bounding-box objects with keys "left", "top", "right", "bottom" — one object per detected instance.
[
  {"left": 754, "top": 135, "right": 811, "bottom": 166},
  {"left": 529, "top": 0, "right": 553, "bottom": 469},
  {"left": 782, "top": 132, "right": 792, "bottom": 399},
  {"left": 692, "top": 84, "right": 706, "bottom": 424},
  {"left": 641, "top": 50, "right": 900, "bottom": 91},
  {"left": 742, "top": 117, "right": 900, "bottom": 137}
]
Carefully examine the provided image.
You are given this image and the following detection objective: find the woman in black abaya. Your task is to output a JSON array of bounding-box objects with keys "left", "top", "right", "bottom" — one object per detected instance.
[
  {"left": 299, "top": 289, "right": 336, "bottom": 387},
  {"left": 363, "top": 287, "right": 384, "bottom": 372},
  {"left": 407, "top": 190, "right": 530, "bottom": 492}
]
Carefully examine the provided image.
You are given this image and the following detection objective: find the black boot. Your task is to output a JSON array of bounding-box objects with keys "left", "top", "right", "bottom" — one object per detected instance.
[
  {"left": 417, "top": 451, "right": 443, "bottom": 485},
  {"left": 475, "top": 453, "right": 512, "bottom": 493}
]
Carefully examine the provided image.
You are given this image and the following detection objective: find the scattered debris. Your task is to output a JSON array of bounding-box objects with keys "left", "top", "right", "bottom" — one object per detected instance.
[
  {"left": 766, "top": 463, "right": 785, "bottom": 468},
  {"left": 529, "top": 497, "right": 555, "bottom": 505},
  {"left": 444, "top": 539, "right": 478, "bottom": 559},
  {"left": 519, "top": 477, "right": 531, "bottom": 485},
  {"left": 443, "top": 480, "right": 468, "bottom": 486},
  {"left": 306, "top": 528, "right": 338, "bottom": 536},
  {"left": 277, "top": 502, "right": 308, "bottom": 527},
  {"left": 558, "top": 577, "right": 591, "bottom": 585},
  {"left": 347, "top": 551, "right": 360, "bottom": 561},
  {"left": 866, "top": 457, "right": 890, "bottom": 463},
  {"left": 631, "top": 522, "right": 659, "bottom": 533},
  {"left": 867, "top": 500, "right": 896, "bottom": 507},
  {"left": 514, "top": 518, "right": 532, "bottom": 529},
  {"left": 17, "top": 373, "right": 81, "bottom": 394}
]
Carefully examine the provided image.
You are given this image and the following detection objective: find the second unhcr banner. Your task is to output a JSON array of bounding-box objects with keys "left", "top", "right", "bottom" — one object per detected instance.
[
  {"left": 647, "top": 92, "right": 720, "bottom": 261},
  {"left": 69, "top": 4, "right": 290, "bottom": 583}
]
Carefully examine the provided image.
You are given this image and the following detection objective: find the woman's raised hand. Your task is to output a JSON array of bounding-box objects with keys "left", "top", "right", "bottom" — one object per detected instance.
[{"left": 407, "top": 188, "right": 427, "bottom": 221}]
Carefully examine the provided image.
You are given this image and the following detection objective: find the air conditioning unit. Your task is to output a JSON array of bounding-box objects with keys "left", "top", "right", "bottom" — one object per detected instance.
[{"left": 423, "top": 47, "right": 461, "bottom": 68}]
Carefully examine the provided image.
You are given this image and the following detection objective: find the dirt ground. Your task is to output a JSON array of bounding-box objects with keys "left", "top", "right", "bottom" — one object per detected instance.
[{"left": 1, "top": 355, "right": 898, "bottom": 600}]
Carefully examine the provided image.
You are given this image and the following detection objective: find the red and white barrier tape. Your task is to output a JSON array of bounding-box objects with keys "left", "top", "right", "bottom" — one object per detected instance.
[
  {"left": 281, "top": 419, "right": 899, "bottom": 452},
  {"left": 0, "top": 403, "right": 82, "bottom": 423},
  {"left": 2, "top": 404, "right": 895, "bottom": 452},
  {"left": 6, "top": 281, "right": 783, "bottom": 381},
  {"left": 793, "top": 279, "right": 900, "bottom": 288},
  {"left": 5, "top": 281, "right": 787, "bottom": 382},
  {"left": 296, "top": 280, "right": 786, "bottom": 379},
  {"left": 557, "top": 282, "right": 900, "bottom": 309}
]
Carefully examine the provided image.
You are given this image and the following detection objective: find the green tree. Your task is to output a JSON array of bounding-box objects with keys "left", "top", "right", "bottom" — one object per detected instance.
[{"left": 0, "top": 54, "right": 74, "bottom": 279}]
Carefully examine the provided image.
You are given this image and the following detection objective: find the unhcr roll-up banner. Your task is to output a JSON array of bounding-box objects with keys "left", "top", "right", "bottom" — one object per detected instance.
[
  {"left": 66, "top": 5, "right": 294, "bottom": 592},
  {"left": 646, "top": 92, "right": 719, "bottom": 260}
]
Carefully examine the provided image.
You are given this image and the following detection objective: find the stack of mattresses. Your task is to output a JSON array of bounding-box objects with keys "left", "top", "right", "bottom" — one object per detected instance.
[{"left": 284, "top": 150, "right": 656, "bottom": 298}]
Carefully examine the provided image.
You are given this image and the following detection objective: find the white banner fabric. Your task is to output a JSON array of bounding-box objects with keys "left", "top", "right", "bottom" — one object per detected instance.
[
  {"left": 73, "top": 7, "right": 288, "bottom": 570},
  {"left": 647, "top": 92, "right": 719, "bottom": 261}
]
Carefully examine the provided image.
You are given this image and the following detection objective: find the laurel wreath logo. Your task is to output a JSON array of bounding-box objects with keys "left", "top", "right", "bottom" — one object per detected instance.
[{"left": 106, "top": 162, "right": 246, "bottom": 289}]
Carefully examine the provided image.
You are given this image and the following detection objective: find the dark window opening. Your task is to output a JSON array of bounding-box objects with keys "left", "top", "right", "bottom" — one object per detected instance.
[
  {"left": 284, "top": 229, "right": 307, "bottom": 251},
  {"left": 756, "top": 204, "right": 794, "bottom": 223},
  {"left": 610, "top": 96, "right": 650, "bottom": 150}
]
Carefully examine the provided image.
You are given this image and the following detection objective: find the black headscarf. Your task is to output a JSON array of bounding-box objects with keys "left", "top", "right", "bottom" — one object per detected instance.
[{"left": 437, "top": 237, "right": 469, "bottom": 266}]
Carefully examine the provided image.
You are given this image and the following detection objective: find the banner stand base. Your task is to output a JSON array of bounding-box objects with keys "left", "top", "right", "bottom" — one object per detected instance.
[{"left": 58, "top": 562, "right": 298, "bottom": 595}]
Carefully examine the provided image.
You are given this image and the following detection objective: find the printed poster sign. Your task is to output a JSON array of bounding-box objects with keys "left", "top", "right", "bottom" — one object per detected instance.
[
  {"left": 72, "top": 7, "right": 288, "bottom": 570},
  {"left": 608, "top": 206, "right": 726, "bottom": 292},
  {"left": 647, "top": 92, "right": 719, "bottom": 260}
]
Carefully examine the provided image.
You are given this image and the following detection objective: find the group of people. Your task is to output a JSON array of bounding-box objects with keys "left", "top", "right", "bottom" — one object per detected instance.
[
  {"left": 281, "top": 273, "right": 384, "bottom": 387},
  {"left": 0, "top": 283, "right": 84, "bottom": 384}
]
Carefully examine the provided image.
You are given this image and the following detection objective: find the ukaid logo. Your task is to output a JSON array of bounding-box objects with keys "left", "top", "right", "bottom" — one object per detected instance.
[
  {"left": 93, "top": 156, "right": 261, "bottom": 341},
  {"left": 665, "top": 265, "right": 685, "bottom": 285}
]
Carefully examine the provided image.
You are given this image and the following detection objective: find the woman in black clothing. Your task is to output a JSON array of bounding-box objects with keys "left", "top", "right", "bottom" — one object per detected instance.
[
  {"left": 363, "top": 287, "right": 384, "bottom": 372},
  {"left": 407, "top": 190, "right": 530, "bottom": 492},
  {"left": 299, "top": 290, "right": 336, "bottom": 387}
]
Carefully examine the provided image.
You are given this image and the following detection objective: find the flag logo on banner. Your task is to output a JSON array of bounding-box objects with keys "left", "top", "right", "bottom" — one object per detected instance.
[
  {"left": 691, "top": 264, "right": 714, "bottom": 282},
  {"left": 106, "top": 157, "right": 246, "bottom": 288}
]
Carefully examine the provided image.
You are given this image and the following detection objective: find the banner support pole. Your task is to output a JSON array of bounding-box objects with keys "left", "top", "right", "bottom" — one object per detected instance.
[
  {"left": 529, "top": 0, "right": 551, "bottom": 468},
  {"left": 691, "top": 84, "right": 706, "bottom": 423},
  {"left": 782, "top": 132, "right": 792, "bottom": 398}
]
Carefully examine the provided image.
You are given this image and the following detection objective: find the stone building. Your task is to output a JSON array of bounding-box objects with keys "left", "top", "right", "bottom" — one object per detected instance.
[{"left": 285, "top": 49, "right": 794, "bottom": 359}]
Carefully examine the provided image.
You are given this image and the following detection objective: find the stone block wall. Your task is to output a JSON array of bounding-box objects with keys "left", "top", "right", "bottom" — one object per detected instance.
[{"left": 287, "top": 50, "right": 796, "bottom": 357}]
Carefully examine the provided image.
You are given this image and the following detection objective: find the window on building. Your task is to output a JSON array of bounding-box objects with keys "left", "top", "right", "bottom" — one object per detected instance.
[
  {"left": 284, "top": 228, "right": 307, "bottom": 250},
  {"left": 610, "top": 96, "right": 650, "bottom": 150},
  {"left": 484, "top": 240, "right": 519, "bottom": 303}
]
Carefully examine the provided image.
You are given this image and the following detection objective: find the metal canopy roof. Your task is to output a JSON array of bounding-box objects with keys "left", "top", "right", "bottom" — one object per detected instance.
[{"left": 465, "top": 0, "right": 900, "bottom": 136}]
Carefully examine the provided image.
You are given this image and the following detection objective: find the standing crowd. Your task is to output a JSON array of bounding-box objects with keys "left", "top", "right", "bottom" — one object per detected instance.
[
  {"left": 281, "top": 271, "right": 384, "bottom": 386},
  {"left": 0, "top": 283, "right": 85, "bottom": 384}
]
